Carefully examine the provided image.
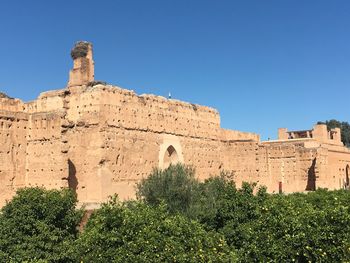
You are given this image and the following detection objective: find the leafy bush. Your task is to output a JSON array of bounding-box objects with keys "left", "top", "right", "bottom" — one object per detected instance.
[
  {"left": 200, "top": 180, "right": 268, "bottom": 247},
  {"left": 137, "top": 166, "right": 268, "bottom": 244},
  {"left": 74, "top": 197, "right": 236, "bottom": 262},
  {"left": 0, "top": 187, "right": 82, "bottom": 262},
  {"left": 136, "top": 164, "right": 201, "bottom": 217},
  {"left": 238, "top": 191, "right": 350, "bottom": 262}
]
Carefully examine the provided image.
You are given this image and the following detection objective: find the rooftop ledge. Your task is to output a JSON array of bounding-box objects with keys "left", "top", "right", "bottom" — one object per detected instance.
[{"left": 261, "top": 138, "right": 314, "bottom": 144}]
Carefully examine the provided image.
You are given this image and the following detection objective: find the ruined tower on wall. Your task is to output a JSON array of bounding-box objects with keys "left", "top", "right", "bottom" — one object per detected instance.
[
  {"left": 0, "top": 42, "right": 350, "bottom": 207},
  {"left": 68, "top": 41, "right": 94, "bottom": 87}
]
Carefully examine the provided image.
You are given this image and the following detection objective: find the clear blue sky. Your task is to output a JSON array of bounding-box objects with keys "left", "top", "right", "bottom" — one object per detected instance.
[{"left": 0, "top": 1, "right": 349, "bottom": 140}]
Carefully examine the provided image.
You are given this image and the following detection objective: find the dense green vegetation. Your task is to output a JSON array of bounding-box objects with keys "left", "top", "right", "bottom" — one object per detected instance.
[
  {"left": 73, "top": 198, "right": 235, "bottom": 262},
  {"left": 0, "top": 188, "right": 82, "bottom": 262},
  {"left": 138, "top": 165, "right": 350, "bottom": 262},
  {"left": 318, "top": 119, "right": 350, "bottom": 147},
  {"left": 1, "top": 164, "right": 349, "bottom": 262}
]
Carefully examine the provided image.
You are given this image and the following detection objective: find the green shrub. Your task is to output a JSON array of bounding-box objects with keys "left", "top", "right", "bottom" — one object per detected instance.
[
  {"left": 0, "top": 187, "right": 82, "bottom": 262},
  {"left": 74, "top": 197, "right": 236, "bottom": 262},
  {"left": 136, "top": 164, "right": 201, "bottom": 217},
  {"left": 238, "top": 191, "right": 350, "bottom": 262}
]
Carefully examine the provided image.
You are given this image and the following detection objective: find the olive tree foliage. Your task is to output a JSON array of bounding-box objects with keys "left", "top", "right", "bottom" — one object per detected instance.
[
  {"left": 74, "top": 197, "right": 237, "bottom": 263},
  {"left": 0, "top": 187, "right": 82, "bottom": 263},
  {"left": 136, "top": 164, "right": 268, "bottom": 238},
  {"left": 136, "top": 164, "right": 201, "bottom": 217}
]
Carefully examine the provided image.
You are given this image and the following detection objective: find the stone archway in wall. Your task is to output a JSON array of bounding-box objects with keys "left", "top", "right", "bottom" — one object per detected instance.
[{"left": 159, "top": 135, "right": 184, "bottom": 169}]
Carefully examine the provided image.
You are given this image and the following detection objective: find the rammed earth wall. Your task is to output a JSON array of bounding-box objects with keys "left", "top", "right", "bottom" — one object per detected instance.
[{"left": 1, "top": 42, "right": 349, "bottom": 207}]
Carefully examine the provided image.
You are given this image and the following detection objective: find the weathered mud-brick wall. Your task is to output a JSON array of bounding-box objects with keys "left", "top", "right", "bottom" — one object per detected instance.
[
  {"left": 180, "top": 137, "right": 225, "bottom": 180},
  {"left": 60, "top": 85, "right": 261, "bottom": 203},
  {"left": 214, "top": 141, "right": 259, "bottom": 186},
  {"left": 64, "top": 123, "right": 103, "bottom": 203},
  {"left": 95, "top": 85, "right": 221, "bottom": 139},
  {"left": 80, "top": 85, "right": 227, "bottom": 201},
  {"left": 258, "top": 141, "right": 320, "bottom": 193},
  {"left": 23, "top": 89, "right": 69, "bottom": 191},
  {"left": 25, "top": 111, "right": 68, "bottom": 189},
  {"left": 295, "top": 147, "right": 318, "bottom": 192},
  {"left": 0, "top": 98, "right": 28, "bottom": 206},
  {"left": 319, "top": 145, "right": 350, "bottom": 190},
  {"left": 63, "top": 87, "right": 103, "bottom": 204},
  {"left": 97, "top": 128, "right": 160, "bottom": 201}
]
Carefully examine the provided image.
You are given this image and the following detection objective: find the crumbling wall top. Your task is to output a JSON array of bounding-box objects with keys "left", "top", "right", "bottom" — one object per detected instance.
[
  {"left": 0, "top": 92, "right": 25, "bottom": 112},
  {"left": 0, "top": 92, "right": 13, "bottom": 99},
  {"left": 274, "top": 124, "right": 344, "bottom": 146}
]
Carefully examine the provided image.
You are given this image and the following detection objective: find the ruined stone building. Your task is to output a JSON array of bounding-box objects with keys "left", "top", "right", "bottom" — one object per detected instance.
[{"left": 1, "top": 42, "right": 349, "bottom": 207}]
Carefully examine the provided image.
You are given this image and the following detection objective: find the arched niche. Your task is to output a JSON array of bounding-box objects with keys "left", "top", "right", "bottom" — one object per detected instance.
[
  {"left": 163, "top": 145, "right": 179, "bottom": 168},
  {"left": 158, "top": 135, "right": 184, "bottom": 169}
]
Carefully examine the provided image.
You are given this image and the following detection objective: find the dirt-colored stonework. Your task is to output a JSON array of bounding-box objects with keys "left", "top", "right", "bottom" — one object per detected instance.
[{"left": 1, "top": 42, "right": 349, "bottom": 207}]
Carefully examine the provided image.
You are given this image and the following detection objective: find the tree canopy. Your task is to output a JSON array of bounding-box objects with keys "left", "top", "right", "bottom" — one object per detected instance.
[
  {"left": 73, "top": 198, "right": 236, "bottom": 262},
  {"left": 0, "top": 187, "right": 82, "bottom": 263}
]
